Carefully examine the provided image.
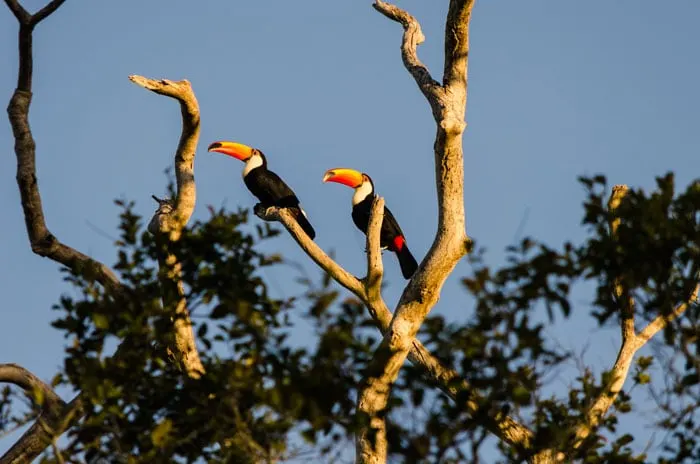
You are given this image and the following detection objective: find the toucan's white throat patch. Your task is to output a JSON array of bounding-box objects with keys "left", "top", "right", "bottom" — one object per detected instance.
[
  {"left": 352, "top": 181, "right": 373, "bottom": 206},
  {"left": 242, "top": 155, "right": 263, "bottom": 178}
]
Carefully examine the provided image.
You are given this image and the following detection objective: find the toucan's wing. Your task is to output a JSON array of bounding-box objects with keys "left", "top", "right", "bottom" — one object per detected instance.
[{"left": 245, "top": 169, "right": 300, "bottom": 208}]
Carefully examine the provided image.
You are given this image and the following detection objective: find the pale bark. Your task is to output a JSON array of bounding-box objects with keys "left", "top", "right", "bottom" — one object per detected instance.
[
  {"left": 130, "top": 75, "right": 199, "bottom": 241},
  {"left": 566, "top": 286, "right": 698, "bottom": 453},
  {"left": 255, "top": 2, "right": 537, "bottom": 460},
  {"left": 365, "top": 197, "right": 385, "bottom": 304},
  {"left": 355, "top": 2, "right": 474, "bottom": 462},
  {"left": 131, "top": 75, "right": 204, "bottom": 379}
]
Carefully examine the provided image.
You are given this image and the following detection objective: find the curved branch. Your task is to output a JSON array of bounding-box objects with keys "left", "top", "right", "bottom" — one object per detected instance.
[
  {"left": 131, "top": 75, "right": 204, "bottom": 379},
  {"left": 2, "top": 2, "right": 117, "bottom": 461},
  {"left": 373, "top": 0, "right": 443, "bottom": 119},
  {"left": 0, "top": 364, "right": 63, "bottom": 409},
  {"left": 0, "top": 364, "right": 83, "bottom": 464},
  {"left": 0, "top": 395, "right": 82, "bottom": 464},
  {"left": 637, "top": 284, "right": 698, "bottom": 344},
  {"left": 130, "top": 75, "right": 200, "bottom": 241},
  {"left": 5, "top": 0, "right": 122, "bottom": 295}
]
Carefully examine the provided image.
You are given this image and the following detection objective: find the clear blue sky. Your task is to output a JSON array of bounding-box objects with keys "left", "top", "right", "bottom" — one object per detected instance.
[{"left": 2, "top": 0, "right": 699, "bottom": 460}]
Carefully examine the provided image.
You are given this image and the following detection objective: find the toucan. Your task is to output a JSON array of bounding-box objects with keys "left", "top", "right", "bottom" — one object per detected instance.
[
  {"left": 322, "top": 168, "right": 418, "bottom": 279},
  {"left": 208, "top": 141, "right": 316, "bottom": 239}
]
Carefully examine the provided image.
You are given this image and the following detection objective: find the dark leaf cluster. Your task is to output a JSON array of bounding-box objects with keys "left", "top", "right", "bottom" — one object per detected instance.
[{"left": 17, "top": 172, "right": 698, "bottom": 463}]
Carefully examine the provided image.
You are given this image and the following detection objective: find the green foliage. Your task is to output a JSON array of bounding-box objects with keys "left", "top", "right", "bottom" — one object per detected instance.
[{"left": 9, "top": 172, "right": 696, "bottom": 462}]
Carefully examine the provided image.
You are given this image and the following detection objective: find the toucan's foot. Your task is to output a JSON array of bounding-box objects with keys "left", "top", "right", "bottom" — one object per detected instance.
[
  {"left": 364, "top": 247, "right": 388, "bottom": 253},
  {"left": 254, "top": 203, "right": 275, "bottom": 220}
]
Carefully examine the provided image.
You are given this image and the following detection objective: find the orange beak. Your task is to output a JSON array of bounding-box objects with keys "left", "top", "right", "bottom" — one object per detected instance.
[
  {"left": 208, "top": 141, "right": 253, "bottom": 161},
  {"left": 322, "top": 168, "right": 364, "bottom": 188}
]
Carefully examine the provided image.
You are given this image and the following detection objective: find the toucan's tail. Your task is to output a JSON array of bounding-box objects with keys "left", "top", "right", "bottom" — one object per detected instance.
[
  {"left": 292, "top": 207, "right": 316, "bottom": 240},
  {"left": 396, "top": 243, "right": 418, "bottom": 279}
]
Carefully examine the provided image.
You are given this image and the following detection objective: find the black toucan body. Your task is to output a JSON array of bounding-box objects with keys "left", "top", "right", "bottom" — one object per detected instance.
[
  {"left": 208, "top": 141, "right": 316, "bottom": 239},
  {"left": 323, "top": 168, "right": 418, "bottom": 279}
]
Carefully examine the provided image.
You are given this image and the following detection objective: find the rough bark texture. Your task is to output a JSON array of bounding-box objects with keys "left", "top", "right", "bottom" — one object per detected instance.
[
  {"left": 365, "top": 197, "right": 385, "bottom": 304},
  {"left": 130, "top": 75, "right": 199, "bottom": 241},
  {"left": 355, "top": 2, "right": 474, "bottom": 461},
  {"left": 131, "top": 75, "right": 204, "bottom": 379},
  {"left": 254, "top": 1, "right": 536, "bottom": 457}
]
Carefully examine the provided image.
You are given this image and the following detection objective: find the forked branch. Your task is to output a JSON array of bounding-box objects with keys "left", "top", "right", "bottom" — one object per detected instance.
[
  {"left": 255, "top": 204, "right": 533, "bottom": 452},
  {"left": 563, "top": 187, "right": 700, "bottom": 455},
  {"left": 356, "top": 1, "right": 475, "bottom": 462}
]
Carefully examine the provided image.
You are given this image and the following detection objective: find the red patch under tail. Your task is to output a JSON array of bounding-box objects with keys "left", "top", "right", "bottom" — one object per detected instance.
[{"left": 392, "top": 235, "right": 406, "bottom": 252}]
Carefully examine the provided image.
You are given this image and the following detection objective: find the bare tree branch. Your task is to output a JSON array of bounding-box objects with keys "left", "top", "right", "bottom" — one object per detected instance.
[
  {"left": 254, "top": 206, "right": 442, "bottom": 393},
  {"left": 357, "top": 197, "right": 387, "bottom": 464},
  {"left": 563, "top": 188, "right": 700, "bottom": 455},
  {"left": 0, "top": 364, "right": 63, "bottom": 409},
  {"left": 131, "top": 75, "right": 200, "bottom": 241},
  {"left": 0, "top": 364, "right": 83, "bottom": 464},
  {"left": 3, "top": 4, "right": 205, "bottom": 458},
  {"left": 0, "top": 395, "right": 83, "bottom": 464},
  {"left": 637, "top": 284, "right": 698, "bottom": 344},
  {"left": 372, "top": 0, "right": 443, "bottom": 119},
  {"left": 5, "top": 0, "right": 123, "bottom": 295},
  {"left": 131, "top": 75, "right": 204, "bottom": 379},
  {"left": 607, "top": 185, "right": 636, "bottom": 342},
  {"left": 30, "top": 0, "right": 66, "bottom": 25},
  {"left": 568, "top": 186, "right": 638, "bottom": 451},
  {"left": 2, "top": 3, "right": 111, "bottom": 459},
  {"left": 3, "top": 0, "right": 30, "bottom": 23},
  {"left": 442, "top": 0, "right": 472, "bottom": 91},
  {"left": 356, "top": 2, "right": 475, "bottom": 461},
  {"left": 364, "top": 197, "right": 385, "bottom": 303}
]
